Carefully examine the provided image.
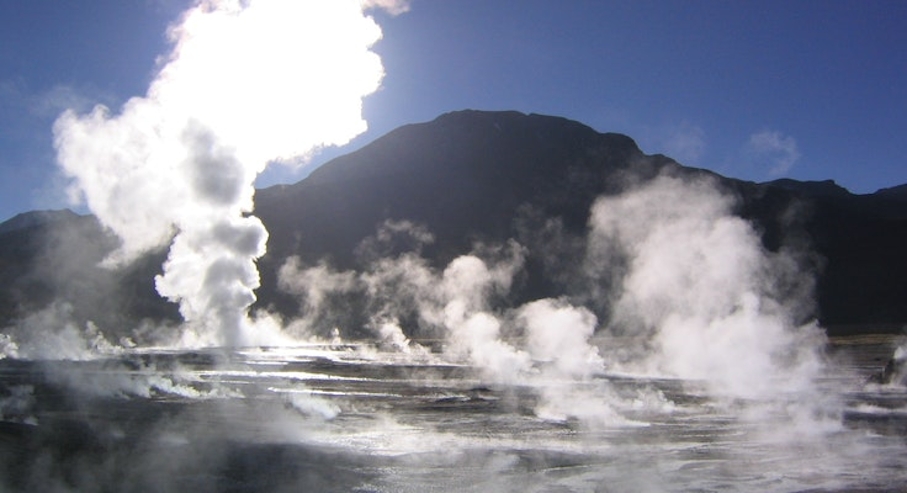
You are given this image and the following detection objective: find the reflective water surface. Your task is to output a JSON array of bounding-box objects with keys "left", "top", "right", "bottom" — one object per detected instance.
[{"left": 0, "top": 337, "right": 905, "bottom": 492}]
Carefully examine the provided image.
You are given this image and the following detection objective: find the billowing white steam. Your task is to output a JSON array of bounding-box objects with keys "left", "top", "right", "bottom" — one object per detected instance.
[
  {"left": 589, "top": 174, "right": 826, "bottom": 399},
  {"left": 279, "top": 231, "right": 632, "bottom": 424},
  {"left": 518, "top": 298, "right": 602, "bottom": 380},
  {"left": 41, "top": 0, "right": 829, "bottom": 428},
  {"left": 53, "top": 0, "right": 401, "bottom": 346},
  {"left": 434, "top": 250, "right": 531, "bottom": 380}
]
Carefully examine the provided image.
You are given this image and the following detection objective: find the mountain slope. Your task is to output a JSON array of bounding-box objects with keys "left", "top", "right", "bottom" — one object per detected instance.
[
  {"left": 257, "top": 110, "right": 664, "bottom": 265},
  {"left": 254, "top": 110, "right": 907, "bottom": 335},
  {"left": 1, "top": 110, "right": 905, "bottom": 338}
]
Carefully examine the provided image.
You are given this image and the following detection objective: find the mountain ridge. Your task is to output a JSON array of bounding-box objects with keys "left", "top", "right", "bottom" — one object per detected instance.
[{"left": 1, "top": 110, "right": 905, "bottom": 338}]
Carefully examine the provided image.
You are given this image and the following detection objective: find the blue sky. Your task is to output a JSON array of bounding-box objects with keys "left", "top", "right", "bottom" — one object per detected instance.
[{"left": 1, "top": 0, "right": 905, "bottom": 222}]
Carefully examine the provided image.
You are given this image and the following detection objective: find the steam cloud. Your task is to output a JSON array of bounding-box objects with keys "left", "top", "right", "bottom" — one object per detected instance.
[
  {"left": 53, "top": 0, "right": 398, "bottom": 346},
  {"left": 589, "top": 174, "right": 826, "bottom": 402},
  {"left": 39, "top": 1, "right": 827, "bottom": 411},
  {"left": 279, "top": 226, "right": 640, "bottom": 425},
  {"left": 270, "top": 170, "right": 834, "bottom": 427},
  {"left": 23, "top": 0, "right": 835, "bottom": 437}
]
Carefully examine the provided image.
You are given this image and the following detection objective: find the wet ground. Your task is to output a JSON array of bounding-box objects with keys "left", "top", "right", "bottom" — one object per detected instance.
[{"left": 0, "top": 335, "right": 905, "bottom": 492}]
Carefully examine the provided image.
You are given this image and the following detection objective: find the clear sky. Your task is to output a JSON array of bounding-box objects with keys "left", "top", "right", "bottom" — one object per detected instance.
[{"left": 1, "top": 0, "right": 905, "bottom": 222}]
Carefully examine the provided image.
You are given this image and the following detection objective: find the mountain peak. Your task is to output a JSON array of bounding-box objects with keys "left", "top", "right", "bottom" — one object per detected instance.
[
  {"left": 874, "top": 183, "right": 907, "bottom": 200},
  {"left": 4, "top": 111, "right": 905, "bottom": 336},
  {"left": 0, "top": 209, "right": 81, "bottom": 235},
  {"left": 762, "top": 178, "right": 852, "bottom": 197},
  {"left": 304, "top": 110, "right": 641, "bottom": 188},
  {"left": 430, "top": 108, "right": 528, "bottom": 124},
  {"left": 427, "top": 109, "right": 639, "bottom": 148}
]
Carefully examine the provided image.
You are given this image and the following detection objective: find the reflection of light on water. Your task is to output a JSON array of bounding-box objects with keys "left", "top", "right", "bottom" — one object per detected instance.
[
  {"left": 1, "top": 341, "right": 906, "bottom": 491},
  {"left": 196, "top": 370, "right": 376, "bottom": 382},
  {"left": 274, "top": 387, "right": 407, "bottom": 399}
]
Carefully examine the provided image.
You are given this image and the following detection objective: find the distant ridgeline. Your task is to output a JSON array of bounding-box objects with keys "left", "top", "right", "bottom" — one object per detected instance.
[{"left": 2, "top": 110, "right": 906, "bottom": 338}]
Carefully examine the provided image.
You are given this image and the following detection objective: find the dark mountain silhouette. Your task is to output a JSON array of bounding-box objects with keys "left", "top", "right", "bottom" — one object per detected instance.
[
  {"left": 0, "top": 210, "right": 81, "bottom": 235},
  {"left": 0, "top": 210, "right": 176, "bottom": 333},
  {"left": 254, "top": 110, "right": 670, "bottom": 304},
  {"left": 1, "top": 110, "right": 905, "bottom": 338}
]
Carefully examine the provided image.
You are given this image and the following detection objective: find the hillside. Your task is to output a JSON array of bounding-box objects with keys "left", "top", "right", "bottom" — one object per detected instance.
[{"left": 1, "top": 110, "right": 906, "bottom": 338}]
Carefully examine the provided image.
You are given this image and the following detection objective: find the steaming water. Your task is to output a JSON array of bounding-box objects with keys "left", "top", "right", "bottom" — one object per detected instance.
[{"left": 1, "top": 337, "right": 905, "bottom": 492}]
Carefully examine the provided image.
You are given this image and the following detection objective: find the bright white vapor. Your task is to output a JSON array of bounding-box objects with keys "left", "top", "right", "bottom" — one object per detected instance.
[
  {"left": 361, "top": 0, "right": 411, "bottom": 16},
  {"left": 589, "top": 174, "right": 825, "bottom": 400},
  {"left": 53, "top": 0, "right": 395, "bottom": 346}
]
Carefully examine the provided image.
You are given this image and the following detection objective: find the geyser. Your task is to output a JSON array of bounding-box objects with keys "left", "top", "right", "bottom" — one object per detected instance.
[
  {"left": 588, "top": 173, "right": 829, "bottom": 414},
  {"left": 53, "top": 0, "right": 401, "bottom": 346}
]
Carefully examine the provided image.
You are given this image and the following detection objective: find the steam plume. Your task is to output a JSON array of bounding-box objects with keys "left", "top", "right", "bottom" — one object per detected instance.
[
  {"left": 53, "top": 0, "right": 393, "bottom": 346},
  {"left": 589, "top": 174, "right": 825, "bottom": 399}
]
